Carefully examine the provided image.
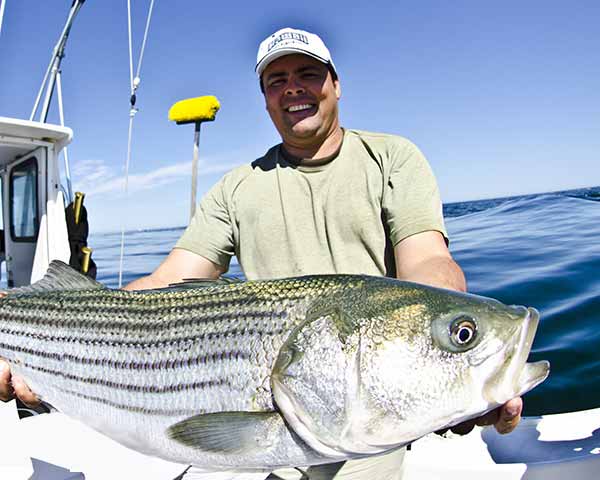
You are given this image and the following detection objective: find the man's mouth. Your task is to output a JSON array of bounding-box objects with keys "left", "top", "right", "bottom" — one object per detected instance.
[{"left": 286, "top": 104, "right": 315, "bottom": 113}]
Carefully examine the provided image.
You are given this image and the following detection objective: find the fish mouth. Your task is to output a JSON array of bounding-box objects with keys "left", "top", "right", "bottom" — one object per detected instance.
[
  {"left": 513, "top": 307, "right": 550, "bottom": 396},
  {"left": 487, "top": 307, "right": 550, "bottom": 404}
]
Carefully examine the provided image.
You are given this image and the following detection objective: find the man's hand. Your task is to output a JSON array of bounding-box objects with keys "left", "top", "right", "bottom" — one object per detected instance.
[
  {"left": 0, "top": 358, "right": 40, "bottom": 407},
  {"left": 0, "top": 291, "right": 41, "bottom": 407},
  {"left": 447, "top": 397, "right": 523, "bottom": 435}
]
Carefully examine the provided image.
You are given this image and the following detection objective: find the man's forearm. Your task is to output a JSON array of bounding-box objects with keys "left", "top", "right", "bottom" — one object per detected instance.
[
  {"left": 123, "top": 249, "right": 225, "bottom": 292},
  {"left": 123, "top": 273, "right": 169, "bottom": 291},
  {"left": 397, "top": 255, "right": 467, "bottom": 292}
]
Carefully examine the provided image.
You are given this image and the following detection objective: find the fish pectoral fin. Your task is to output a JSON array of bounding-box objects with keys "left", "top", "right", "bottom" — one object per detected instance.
[
  {"left": 167, "top": 411, "right": 284, "bottom": 454},
  {"left": 179, "top": 466, "right": 270, "bottom": 480},
  {"left": 7, "top": 260, "right": 105, "bottom": 295}
]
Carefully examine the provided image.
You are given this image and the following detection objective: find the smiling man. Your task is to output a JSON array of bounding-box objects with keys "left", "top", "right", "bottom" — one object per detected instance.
[
  {"left": 0, "top": 27, "right": 522, "bottom": 480},
  {"left": 261, "top": 54, "right": 343, "bottom": 160}
]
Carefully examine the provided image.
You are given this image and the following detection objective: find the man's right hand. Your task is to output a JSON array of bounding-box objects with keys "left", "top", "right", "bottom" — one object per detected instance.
[{"left": 0, "top": 358, "right": 40, "bottom": 407}]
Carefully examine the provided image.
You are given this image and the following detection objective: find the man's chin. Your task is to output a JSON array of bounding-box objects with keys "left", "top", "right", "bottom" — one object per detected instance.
[{"left": 287, "top": 120, "right": 321, "bottom": 139}]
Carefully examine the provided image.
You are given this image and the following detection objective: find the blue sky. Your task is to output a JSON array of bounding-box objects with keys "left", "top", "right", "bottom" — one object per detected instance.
[{"left": 1, "top": 0, "right": 598, "bottom": 232}]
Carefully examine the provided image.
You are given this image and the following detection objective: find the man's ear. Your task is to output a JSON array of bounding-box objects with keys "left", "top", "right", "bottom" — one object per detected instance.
[{"left": 334, "top": 79, "right": 342, "bottom": 100}]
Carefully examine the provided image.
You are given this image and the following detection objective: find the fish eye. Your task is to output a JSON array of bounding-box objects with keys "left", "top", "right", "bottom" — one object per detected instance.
[{"left": 450, "top": 315, "right": 477, "bottom": 346}]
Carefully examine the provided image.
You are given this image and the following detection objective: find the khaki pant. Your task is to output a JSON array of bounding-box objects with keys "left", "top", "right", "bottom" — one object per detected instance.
[{"left": 267, "top": 448, "right": 405, "bottom": 480}]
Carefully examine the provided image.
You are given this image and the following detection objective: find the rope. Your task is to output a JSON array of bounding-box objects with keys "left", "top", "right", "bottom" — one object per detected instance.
[
  {"left": 118, "top": 113, "right": 135, "bottom": 288},
  {"left": 127, "top": 0, "right": 134, "bottom": 94},
  {"left": 0, "top": 0, "right": 7, "bottom": 38},
  {"left": 135, "top": 0, "right": 155, "bottom": 81},
  {"left": 118, "top": 0, "right": 157, "bottom": 288}
]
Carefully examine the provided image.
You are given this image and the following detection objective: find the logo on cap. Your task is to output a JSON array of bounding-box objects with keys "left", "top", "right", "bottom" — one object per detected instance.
[{"left": 267, "top": 32, "right": 309, "bottom": 52}]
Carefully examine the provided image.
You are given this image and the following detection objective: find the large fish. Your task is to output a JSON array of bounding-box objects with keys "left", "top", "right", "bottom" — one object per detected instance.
[{"left": 0, "top": 261, "right": 549, "bottom": 479}]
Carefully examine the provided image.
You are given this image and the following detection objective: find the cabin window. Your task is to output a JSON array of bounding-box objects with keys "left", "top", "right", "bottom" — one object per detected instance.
[{"left": 10, "top": 157, "right": 39, "bottom": 242}]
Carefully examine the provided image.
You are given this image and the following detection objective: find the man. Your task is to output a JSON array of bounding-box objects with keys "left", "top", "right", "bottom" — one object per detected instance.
[{"left": 1, "top": 27, "right": 522, "bottom": 478}]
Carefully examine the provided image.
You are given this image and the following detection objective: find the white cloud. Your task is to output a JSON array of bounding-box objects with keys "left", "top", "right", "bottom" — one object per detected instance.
[{"left": 72, "top": 158, "right": 244, "bottom": 197}]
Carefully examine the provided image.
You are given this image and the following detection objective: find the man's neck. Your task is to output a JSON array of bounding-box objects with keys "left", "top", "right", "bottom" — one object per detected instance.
[{"left": 281, "top": 126, "right": 344, "bottom": 165}]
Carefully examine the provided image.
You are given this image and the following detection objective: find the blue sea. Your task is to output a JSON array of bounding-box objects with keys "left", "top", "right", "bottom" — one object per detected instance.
[{"left": 90, "top": 185, "right": 600, "bottom": 417}]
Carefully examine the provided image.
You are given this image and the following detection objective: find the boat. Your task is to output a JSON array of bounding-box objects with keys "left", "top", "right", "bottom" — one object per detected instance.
[
  {"left": 1, "top": 2, "right": 599, "bottom": 480},
  {"left": 403, "top": 408, "right": 600, "bottom": 479},
  {"left": 0, "top": 117, "right": 73, "bottom": 289}
]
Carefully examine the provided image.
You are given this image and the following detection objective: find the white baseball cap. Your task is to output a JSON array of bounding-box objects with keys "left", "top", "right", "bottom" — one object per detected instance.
[{"left": 255, "top": 27, "right": 337, "bottom": 77}]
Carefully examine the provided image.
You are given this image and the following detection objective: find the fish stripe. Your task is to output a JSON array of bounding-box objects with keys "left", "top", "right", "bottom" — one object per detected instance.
[
  {"left": 23, "top": 361, "right": 230, "bottom": 394},
  {"left": 0, "top": 325, "right": 286, "bottom": 350},
  {"left": 0, "top": 340, "right": 253, "bottom": 370},
  {"left": 0, "top": 306, "right": 289, "bottom": 333},
  {"left": 56, "top": 386, "right": 204, "bottom": 416}
]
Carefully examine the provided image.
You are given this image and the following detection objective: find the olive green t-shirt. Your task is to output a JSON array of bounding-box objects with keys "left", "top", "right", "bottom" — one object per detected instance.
[{"left": 176, "top": 129, "right": 447, "bottom": 280}]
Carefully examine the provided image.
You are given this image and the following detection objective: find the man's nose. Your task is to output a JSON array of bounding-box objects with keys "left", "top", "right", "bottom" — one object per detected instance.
[{"left": 285, "top": 77, "right": 305, "bottom": 95}]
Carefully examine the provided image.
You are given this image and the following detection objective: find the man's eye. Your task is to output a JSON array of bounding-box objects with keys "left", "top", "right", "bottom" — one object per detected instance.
[{"left": 268, "top": 79, "right": 285, "bottom": 88}]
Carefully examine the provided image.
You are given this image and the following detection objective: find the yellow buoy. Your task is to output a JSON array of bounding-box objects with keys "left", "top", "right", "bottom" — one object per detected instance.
[{"left": 168, "top": 96, "right": 220, "bottom": 124}]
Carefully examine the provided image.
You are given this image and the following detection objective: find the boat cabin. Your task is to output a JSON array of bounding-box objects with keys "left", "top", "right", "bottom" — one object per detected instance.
[{"left": 0, "top": 117, "right": 71, "bottom": 288}]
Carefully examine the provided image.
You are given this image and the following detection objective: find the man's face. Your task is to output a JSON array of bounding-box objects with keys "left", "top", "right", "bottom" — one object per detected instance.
[{"left": 262, "top": 54, "right": 341, "bottom": 148}]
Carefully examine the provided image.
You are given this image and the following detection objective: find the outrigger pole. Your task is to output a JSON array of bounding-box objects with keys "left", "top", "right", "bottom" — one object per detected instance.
[
  {"left": 30, "top": 0, "right": 86, "bottom": 123},
  {"left": 30, "top": 0, "right": 85, "bottom": 203}
]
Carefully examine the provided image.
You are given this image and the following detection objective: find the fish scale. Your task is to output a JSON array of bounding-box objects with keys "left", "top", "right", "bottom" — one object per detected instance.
[
  {"left": 0, "top": 271, "right": 347, "bottom": 417},
  {"left": 0, "top": 261, "right": 550, "bottom": 473}
]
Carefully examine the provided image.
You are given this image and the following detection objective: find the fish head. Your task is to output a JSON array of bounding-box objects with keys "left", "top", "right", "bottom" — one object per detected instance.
[{"left": 271, "top": 278, "right": 549, "bottom": 458}]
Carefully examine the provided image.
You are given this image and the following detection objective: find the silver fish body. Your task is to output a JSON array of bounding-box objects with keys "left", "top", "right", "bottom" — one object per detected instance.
[{"left": 0, "top": 261, "right": 549, "bottom": 473}]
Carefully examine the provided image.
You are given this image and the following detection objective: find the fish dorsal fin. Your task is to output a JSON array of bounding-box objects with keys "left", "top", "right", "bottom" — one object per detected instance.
[
  {"left": 167, "top": 276, "right": 243, "bottom": 290},
  {"left": 7, "top": 260, "right": 105, "bottom": 295}
]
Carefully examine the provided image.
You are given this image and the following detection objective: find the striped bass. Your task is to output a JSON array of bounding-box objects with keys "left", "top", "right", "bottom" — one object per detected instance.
[{"left": 0, "top": 261, "right": 549, "bottom": 479}]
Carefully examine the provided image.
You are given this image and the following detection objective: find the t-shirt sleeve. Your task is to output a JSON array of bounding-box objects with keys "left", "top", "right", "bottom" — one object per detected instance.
[
  {"left": 382, "top": 140, "right": 448, "bottom": 246},
  {"left": 175, "top": 175, "right": 235, "bottom": 269}
]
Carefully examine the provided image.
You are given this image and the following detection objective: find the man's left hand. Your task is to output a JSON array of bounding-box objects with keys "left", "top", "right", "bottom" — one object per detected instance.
[{"left": 449, "top": 397, "right": 523, "bottom": 435}]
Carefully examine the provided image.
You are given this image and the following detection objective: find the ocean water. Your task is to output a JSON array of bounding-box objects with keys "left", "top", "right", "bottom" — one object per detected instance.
[{"left": 90, "top": 185, "right": 600, "bottom": 417}]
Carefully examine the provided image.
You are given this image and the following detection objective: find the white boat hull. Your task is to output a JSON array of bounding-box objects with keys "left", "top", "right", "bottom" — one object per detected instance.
[
  {"left": 404, "top": 407, "right": 600, "bottom": 479},
  {"left": 2, "top": 400, "right": 600, "bottom": 479}
]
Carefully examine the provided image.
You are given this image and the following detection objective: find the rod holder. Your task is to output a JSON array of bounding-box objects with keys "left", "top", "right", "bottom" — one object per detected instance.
[
  {"left": 74, "top": 191, "right": 85, "bottom": 224},
  {"left": 81, "top": 247, "right": 92, "bottom": 274}
]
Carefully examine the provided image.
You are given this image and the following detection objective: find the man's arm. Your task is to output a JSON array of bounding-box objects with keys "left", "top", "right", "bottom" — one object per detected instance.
[
  {"left": 124, "top": 248, "right": 225, "bottom": 290},
  {"left": 1, "top": 248, "right": 226, "bottom": 406},
  {"left": 394, "top": 231, "right": 522, "bottom": 435},
  {"left": 394, "top": 230, "right": 466, "bottom": 292}
]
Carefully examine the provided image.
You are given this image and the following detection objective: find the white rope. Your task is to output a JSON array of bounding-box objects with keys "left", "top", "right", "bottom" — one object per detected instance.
[
  {"left": 126, "top": 0, "right": 134, "bottom": 94},
  {"left": 135, "top": 0, "right": 155, "bottom": 80},
  {"left": 118, "top": 0, "right": 157, "bottom": 288},
  {"left": 0, "top": 0, "right": 7, "bottom": 38},
  {"left": 118, "top": 113, "right": 135, "bottom": 288}
]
